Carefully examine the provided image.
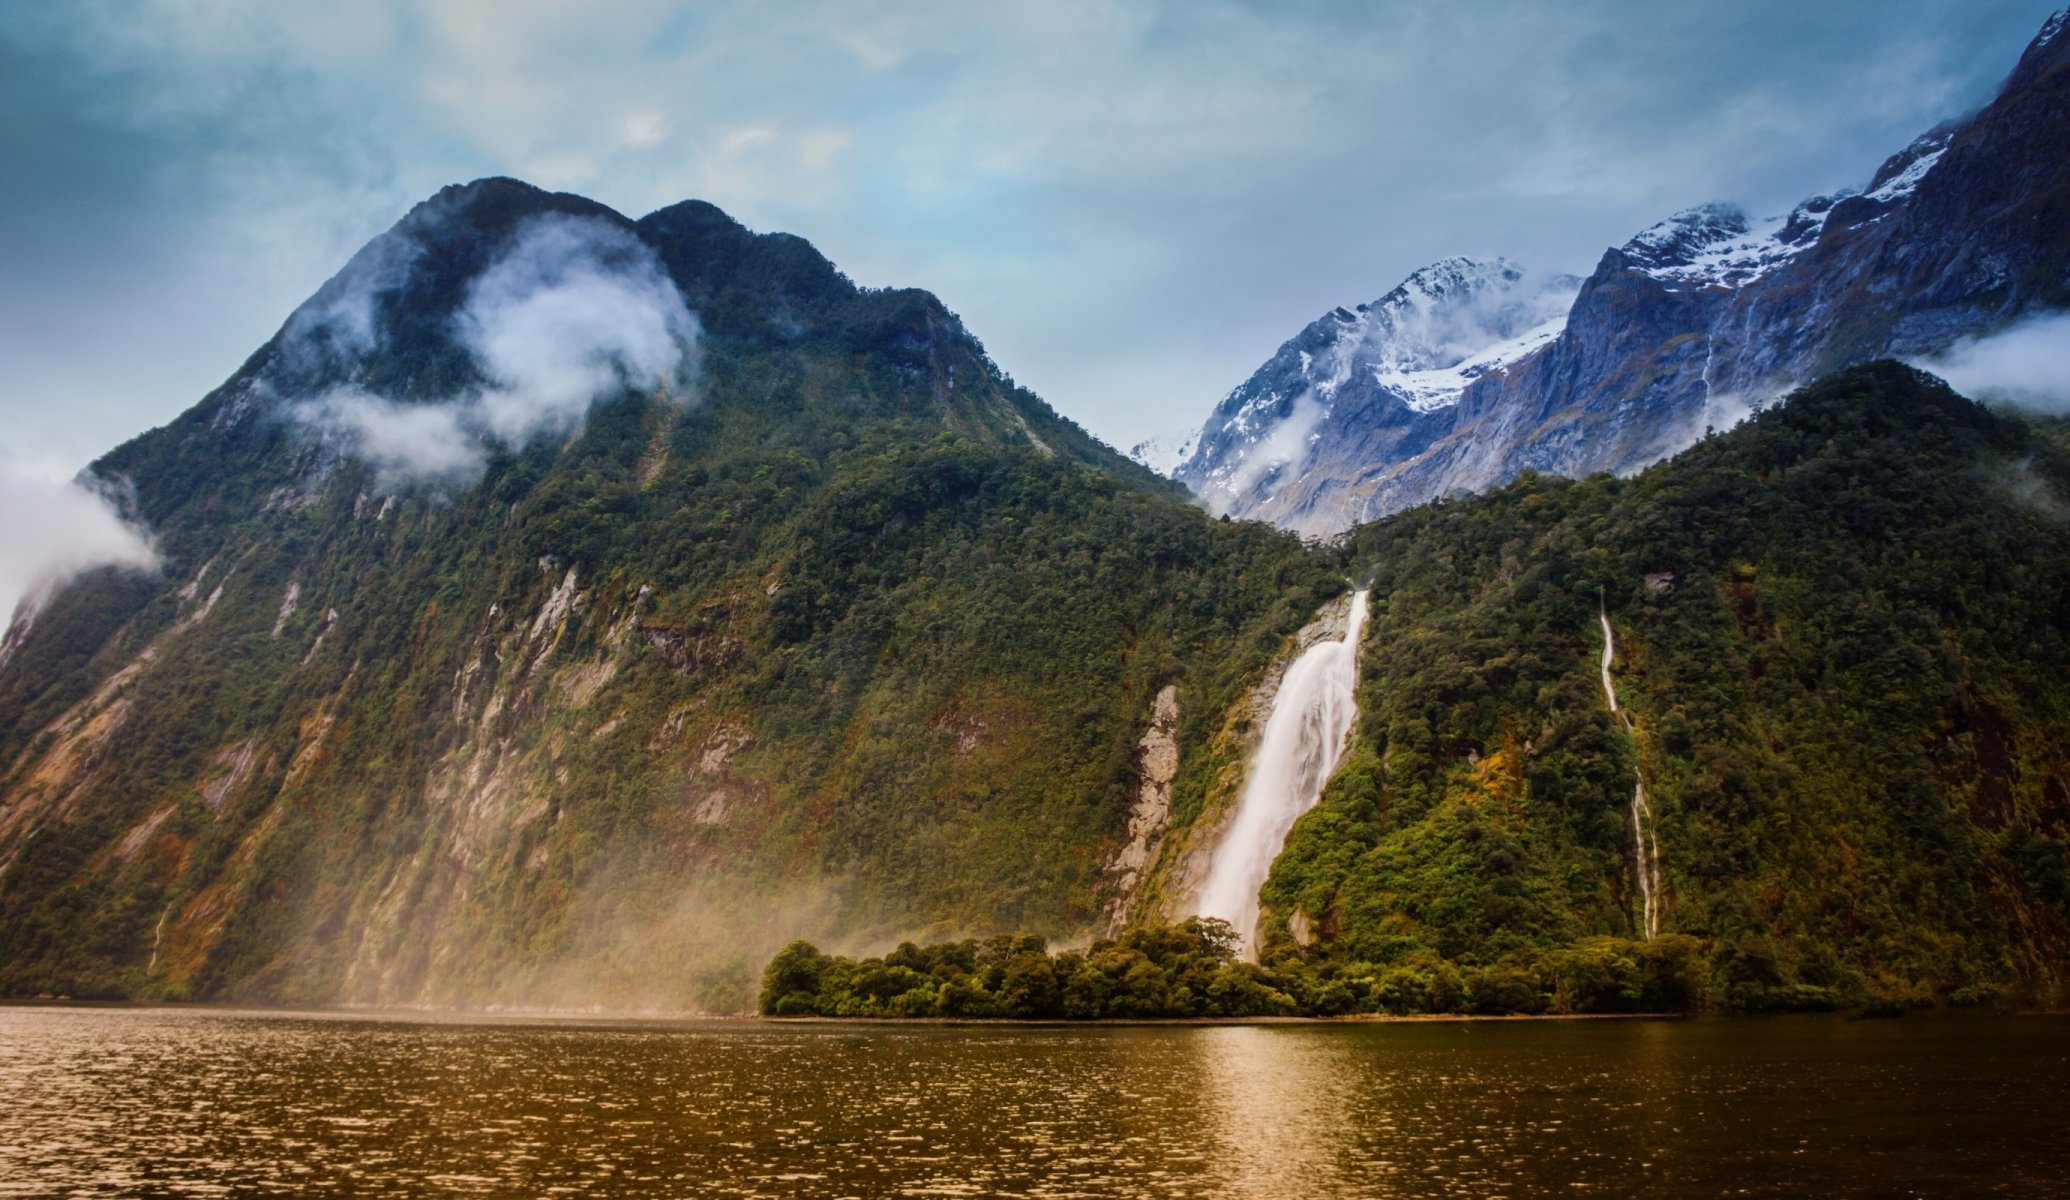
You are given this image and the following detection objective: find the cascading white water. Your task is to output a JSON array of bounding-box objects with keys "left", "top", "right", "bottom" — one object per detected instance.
[
  {"left": 1196, "top": 590, "right": 1370, "bottom": 957},
  {"left": 1598, "top": 606, "right": 1663, "bottom": 939}
]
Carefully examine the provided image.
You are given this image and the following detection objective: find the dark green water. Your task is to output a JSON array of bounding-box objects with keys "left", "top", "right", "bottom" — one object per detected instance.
[{"left": 1, "top": 1006, "right": 2064, "bottom": 1198}]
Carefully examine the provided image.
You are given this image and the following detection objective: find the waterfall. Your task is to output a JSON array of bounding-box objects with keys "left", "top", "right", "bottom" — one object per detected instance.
[
  {"left": 1598, "top": 606, "right": 1662, "bottom": 939},
  {"left": 1196, "top": 590, "right": 1370, "bottom": 957}
]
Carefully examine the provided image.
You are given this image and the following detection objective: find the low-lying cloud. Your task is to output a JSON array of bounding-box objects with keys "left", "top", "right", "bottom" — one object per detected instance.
[
  {"left": 1207, "top": 395, "right": 1326, "bottom": 512},
  {"left": 0, "top": 470, "right": 159, "bottom": 640},
  {"left": 1914, "top": 311, "right": 2070, "bottom": 411},
  {"left": 294, "top": 214, "right": 701, "bottom": 487}
]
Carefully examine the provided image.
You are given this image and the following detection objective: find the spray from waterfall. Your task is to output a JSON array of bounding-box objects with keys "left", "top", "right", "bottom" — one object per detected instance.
[
  {"left": 1196, "top": 590, "right": 1370, "bottom": 957},
  {"left": 1598, "top": 603, "right": 1662, "bottom": 939}
]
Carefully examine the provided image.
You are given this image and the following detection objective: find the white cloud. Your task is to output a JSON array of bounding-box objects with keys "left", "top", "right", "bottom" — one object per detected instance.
[
  {"left": 294, "top": 213, "right": 701, "bottom": 486},
  {"left": 295, "top": 388, "right": 483, "bottom": 486},
  {"left": 1209, "top": 395, "right": 1326, "bottom": 513},
  {"left": 463, "top": 213, "right": 699, "bottom": 442},
  {"left": 1915, "top": 312, "right": 2070, "bottom": 411},
  {"left": 2, "top": 0, "right": 2059, "bottom": 471},
  {"left": 0, "top": 470, "right": 159, "bottom": 639}
]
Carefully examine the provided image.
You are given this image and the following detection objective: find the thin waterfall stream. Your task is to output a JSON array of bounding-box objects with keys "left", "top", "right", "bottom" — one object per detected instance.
[
  {"left": 1196, "top": 589, "right": 1369, "bottom": 957},
  {"left": 1598, "top": 605, "right": 1662, "bottom": 939}
]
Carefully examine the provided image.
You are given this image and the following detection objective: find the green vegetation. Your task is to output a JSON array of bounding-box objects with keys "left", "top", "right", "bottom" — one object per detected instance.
[
  {"left": 1264, "top": 363, "right": 2070, "bottom": 1012},
  {"left": 0, "top": 183, "right": 1335, "bottom": 1009},
  {"left": 759, "top": 920, "right": 1706, "bottom": 1018},
  {"left": 4, "top": 175, "right": 2067, "bottom": 1019}
]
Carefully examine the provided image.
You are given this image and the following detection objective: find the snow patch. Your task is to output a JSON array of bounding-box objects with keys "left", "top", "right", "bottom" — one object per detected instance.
[
  {"left": 1623, "top": 203, "right": 1818, "bottom": 290},
  {"left": 1127, "top": 427, "right": 1202, "bottom": 477},
  {"left": 1374, "top": 313, "right": 1568, "bottom": 413}
]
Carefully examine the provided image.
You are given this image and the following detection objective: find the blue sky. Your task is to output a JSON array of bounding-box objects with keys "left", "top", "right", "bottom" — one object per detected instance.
[{"left": 1, "top": 0, "right": 2060, "bottom": 475}]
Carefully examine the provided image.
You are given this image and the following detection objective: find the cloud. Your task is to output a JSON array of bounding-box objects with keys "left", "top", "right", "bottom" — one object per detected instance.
[
  {"left": 293, "top": 213, "right": 701, "bottom": 487},
  {"left": 294, "top": 389, "right": 483, "bottom": 486},
  {"left": 1914, "top": 312, "right": 2070, "bottom": 411},
  {"left": 462, "top": 215, "right": 700, "bottom": 442},
  {"left": 1207, "top": 395, "right": 1326, "bottom": 512},
  {"left": 1, "top": 0, "right": 2060, "bottom": 470},
  {"left": 1983, "top": 456, "right": 2070, "bottom": 522},
  {"left": 278, "top": 220, "right": 427, "bottom": 379},
  {"left": 0, "top": 470, "right": 159, "bottom": 640}
]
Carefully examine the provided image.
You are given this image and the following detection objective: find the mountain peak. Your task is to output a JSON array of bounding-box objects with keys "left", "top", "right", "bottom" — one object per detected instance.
[
  {"left": 1620, "top": 203, "right": 1751, "bottom": 271},
  {"left": 1382, "top": 256, "right": 1524, "bottom": 305}
]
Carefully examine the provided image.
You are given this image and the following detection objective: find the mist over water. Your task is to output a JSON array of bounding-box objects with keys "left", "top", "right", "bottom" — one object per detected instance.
[{"left": 1197, "top": 590, "right": 1368, "bottom": 954}]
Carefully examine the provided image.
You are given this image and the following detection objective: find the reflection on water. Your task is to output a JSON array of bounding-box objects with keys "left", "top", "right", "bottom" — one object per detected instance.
[{"left": 0, "top": 1006, "right": 2065, "bottom": 1197}]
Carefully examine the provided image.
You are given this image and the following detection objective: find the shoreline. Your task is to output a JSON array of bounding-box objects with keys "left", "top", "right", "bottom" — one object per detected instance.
[{"left": 5, "top": 996, "right": 2061, "bottom": 1025}]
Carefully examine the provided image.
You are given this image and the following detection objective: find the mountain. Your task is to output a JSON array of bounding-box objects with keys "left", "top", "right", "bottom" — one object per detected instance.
[
  {"left": 1182, "top": 10, "right": 2070, "bottom": 537},
  {"left": 0, "top": 178, "right": 1339, "bottom": 1009},
  {"left": 1175, "top": 257, "right": 1577, "bottom": 531},
  {"left": 1176, "top": 364, "right": 2070, "bottom": 1012},
  {"left": 4, "top": 178, "right": 2065, "bottom": 1017},
  {"left": 1125, "top": 428, "right": 1200, "bottom": 478}
]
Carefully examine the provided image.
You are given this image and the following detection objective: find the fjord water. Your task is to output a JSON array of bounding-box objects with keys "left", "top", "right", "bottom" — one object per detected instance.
[
  {"left": 4, "top": 1006, "right": 2065, "bottom": 1198},
  {"left": 1197, "top": 590, "right": 1370, "bottom": 953}
]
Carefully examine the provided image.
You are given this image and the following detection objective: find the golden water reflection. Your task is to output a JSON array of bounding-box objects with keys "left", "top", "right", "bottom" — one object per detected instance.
[{"left": 0, "top": 1008, "right": 2064, "bottom": 1198}]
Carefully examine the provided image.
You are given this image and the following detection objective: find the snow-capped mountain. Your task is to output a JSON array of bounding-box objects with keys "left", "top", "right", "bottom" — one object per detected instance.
[
  {"left": 1174, "top": 257, "right": 1577, "bottom": 529},
  {"left": 1179, "top": 10, "right": 2069, "bottom": 537},
  {"left": 1126, "top": 427, "right": 1201, "bottom": 478}
]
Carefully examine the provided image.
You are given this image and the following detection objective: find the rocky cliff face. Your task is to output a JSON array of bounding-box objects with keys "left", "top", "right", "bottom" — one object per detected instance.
[
  {"left": 0, "top": 178, "right": 1335, "bottom": 1010},
  {"left": 1175, "top": 258, "right": 1577, "bottom": 533},
  {"left": 1182, "top": 10, "right": 2070, "bottom": 537}
]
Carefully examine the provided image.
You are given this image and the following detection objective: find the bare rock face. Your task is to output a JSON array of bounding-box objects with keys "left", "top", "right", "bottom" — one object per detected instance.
[
  {"left": 1100, "top": 683, "right": 1180, "bottom": 933},
  {"left": 1179, "top": 12, "right": 2070, "bottom": 537},
  {"left": 1133, "top": 590, "right": 1357, "bottom": 923}
]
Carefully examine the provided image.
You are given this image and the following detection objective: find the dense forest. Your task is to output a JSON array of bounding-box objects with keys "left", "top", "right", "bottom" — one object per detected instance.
[
  {"left": 1264, "top": 363, "right": 2070, "bottom": 1012},
  {"left": 0, "top": 181, "right": 1336, "bottom": 1010},
  {"left": 6, "top": 173, "right": 2067, "bottom": 1017},
  {"left": 760, "top": 919, "right": 1703, "bottom": 1018},
  {"left": 767, "top": 364, "right": 2070, "bottom": 1017}
]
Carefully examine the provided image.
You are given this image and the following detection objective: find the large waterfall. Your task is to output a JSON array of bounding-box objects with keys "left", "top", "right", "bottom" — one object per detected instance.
[
  {"left": 1598, "top": 606, "right": 1662, "bottom": 939},
  {"left": 1196, "top": 590, "right": 1370, "bottom": 956}
]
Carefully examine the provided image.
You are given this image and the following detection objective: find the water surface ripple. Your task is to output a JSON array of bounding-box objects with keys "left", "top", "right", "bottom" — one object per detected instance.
[{"left": 1, "top": 1007, "right": 2064, "bottom": 1197}]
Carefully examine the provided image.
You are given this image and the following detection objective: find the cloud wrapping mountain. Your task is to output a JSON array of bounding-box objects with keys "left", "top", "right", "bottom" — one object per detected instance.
[
  {"left": 1915, "top": 312, "right": 2070, "bottom": 412},
  {"left": 1176, "top": 11, "right": 2070, "bottom": 536},
  {"left": 0, "top": 471, "right": 158, "bottom": 640},
  {"left": 292, "top": 213, "right": 701, "bottom": 486}
]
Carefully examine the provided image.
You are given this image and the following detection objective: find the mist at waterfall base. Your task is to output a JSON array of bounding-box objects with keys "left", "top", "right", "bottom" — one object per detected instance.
[{"left": 1196, "top": 590, "right": 1369, "bottom": 955}]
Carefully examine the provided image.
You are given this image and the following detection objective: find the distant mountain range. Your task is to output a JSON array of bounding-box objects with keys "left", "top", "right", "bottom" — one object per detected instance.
[{"left": 1170, "top": 9, "right": 2070, "bottom": 537}]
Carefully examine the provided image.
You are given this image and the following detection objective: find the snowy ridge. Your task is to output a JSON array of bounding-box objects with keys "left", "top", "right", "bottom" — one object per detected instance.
[
  {"left": 1126, "top": 428, "right": 1201, "bottom": 478},
  {"left": 1171, "top": 6, "right": 2067, "bottom": 538},
  {"left": 1374, "top": 313, "right": 1567, "bottom": 412},
  {"left": 1626, "top": 128, "right": 1956, "bottom": 293},
  {"left": 1623, "top": 202, "right": 1824, "bottom": 291},
  {"left": 1179, "top": 257, "right": 1576, "bottom": 506},
  {"left": 1864, "top": 127, "right": 1956, "bottom": 203},
  {"left": 2037, "top": 8, "right": 2065, "bottom": 51}
]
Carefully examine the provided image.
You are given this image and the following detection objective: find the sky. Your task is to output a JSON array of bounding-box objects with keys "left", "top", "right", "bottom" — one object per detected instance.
[{"left": 0, "top": 0, "right": 2062, "bottom": 478}]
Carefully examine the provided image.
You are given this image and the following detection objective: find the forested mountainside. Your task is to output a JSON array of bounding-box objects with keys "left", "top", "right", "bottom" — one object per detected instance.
[
  {"left": 1248, "top": 364, "right": 2070, "bottom": 1011},
  {"left": 0, "top": 178, "right": 1337, "bottom": 1009},
  {"left": 3, "top": 187, "right": 2065, "bottom": 1019},
  {"left": 1180, "top": 10, "right": 2070, "bottom": 537}
]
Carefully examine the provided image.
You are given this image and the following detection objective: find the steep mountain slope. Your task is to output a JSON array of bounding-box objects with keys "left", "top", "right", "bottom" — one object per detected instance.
[
  {"left": 1184, "top": 10, "right": 2070, "bottom": 537},
  {"left": 1175, "top": 258, "right": 1577, "bottom": 531},
  {"left": 1243, "top": 364, "right": 2070, "bottom": 1010},
  {"left": 0, "top": 179, "right": 1339, "bottom": 1009}
]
